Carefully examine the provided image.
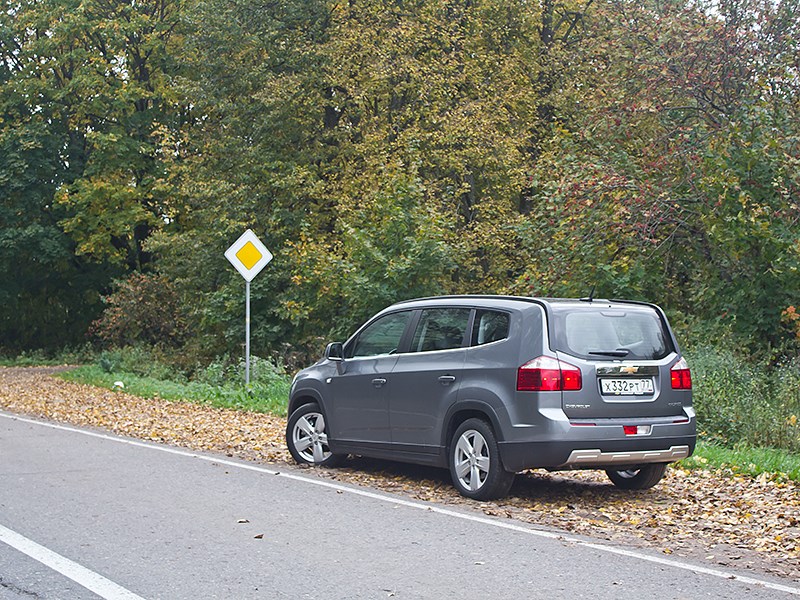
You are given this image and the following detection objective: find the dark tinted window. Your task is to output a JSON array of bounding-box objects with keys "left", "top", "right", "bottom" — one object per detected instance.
[
  {"left": 409, "top": 308, "right": 470, "bottom": 353},
  {"left": 471, "top": 310, "right": 510, "bottom": 346},
  {"left": 551, "top": 305, "right": 672, "bottom": 360},
  {"left": 348, "top": 311, "right": 411, "bottom": 358}
]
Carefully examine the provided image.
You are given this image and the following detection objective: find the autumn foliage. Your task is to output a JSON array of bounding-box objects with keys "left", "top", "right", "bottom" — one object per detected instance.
[
  {"left": 1, "top": 0, "right": 799, "bottom": 363},
  {"left": 89, "top": 273, "right": 187, "bottom": 348}
]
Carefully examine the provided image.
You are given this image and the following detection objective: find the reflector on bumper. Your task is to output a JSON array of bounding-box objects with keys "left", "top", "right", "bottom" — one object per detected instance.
[{"left": 623, "top": 425, "right": 652, "bottom": 436}]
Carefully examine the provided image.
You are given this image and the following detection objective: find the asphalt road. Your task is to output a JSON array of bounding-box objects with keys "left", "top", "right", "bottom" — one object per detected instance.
[{"left": 1, "top": 411, "right": 798, "bottom": 600}]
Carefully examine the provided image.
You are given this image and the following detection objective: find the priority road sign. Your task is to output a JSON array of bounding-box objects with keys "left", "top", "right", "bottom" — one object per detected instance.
[
  {"left": 225, "top": 229, "right": 273, "bottom": 384},
  {"left": 225, "top": 229, "right": 273, "bottom": 282}
]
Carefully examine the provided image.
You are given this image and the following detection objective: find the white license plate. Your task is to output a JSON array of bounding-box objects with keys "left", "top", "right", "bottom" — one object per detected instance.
[{"left": 600, "top": 378, "right": 654, "bottom": 396}]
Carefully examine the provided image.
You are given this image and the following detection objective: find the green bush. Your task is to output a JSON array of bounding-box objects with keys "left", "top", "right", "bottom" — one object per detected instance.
[
  {"left": 96, "top": 346, "right": 183, "bottom": 381},
  {"left": 771, "top": 359, "right": 800, "bottom": 450},
  {"left": 62, "top": 349, "right": 291, "bottom": 416},
  {"left": 195, "top": 354, "right": 287, "bottom": 386},
  {"left": 0, "top": 345, "right": 95, "bottom": 367},
  {"left": 687, "top": 346, "right": 800, "bottom": 452}
]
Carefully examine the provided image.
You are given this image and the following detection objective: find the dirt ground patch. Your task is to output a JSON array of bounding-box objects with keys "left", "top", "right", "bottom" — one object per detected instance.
[{"left": 1, "top": 366, "right": 798, "bottom": 583}]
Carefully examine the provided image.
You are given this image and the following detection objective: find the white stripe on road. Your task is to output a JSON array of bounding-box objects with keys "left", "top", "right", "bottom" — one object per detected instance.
[
  {"left": 3, "top": 411, "right": 800, "bottom": 597},
  {"left": 0, "top": 523, "right": 145, "bottom": 600}
]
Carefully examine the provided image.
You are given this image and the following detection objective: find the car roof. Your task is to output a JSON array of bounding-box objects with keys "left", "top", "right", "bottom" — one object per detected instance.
[
  {"left": 389, "top": 295, "right": 541, "bottom": 311},
  {"left": 387, "top": 295, "right": 656, "bottom": 312}
]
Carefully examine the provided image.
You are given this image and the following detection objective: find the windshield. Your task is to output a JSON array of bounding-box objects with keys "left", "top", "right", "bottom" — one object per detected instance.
[{"left": 550, "top": 304, "right": 673, "bottom": 361}]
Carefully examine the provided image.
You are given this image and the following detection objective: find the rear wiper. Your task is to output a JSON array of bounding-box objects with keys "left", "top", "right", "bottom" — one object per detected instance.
[{"left": 588, "top": 349, "right": 630, "bottom": 358}]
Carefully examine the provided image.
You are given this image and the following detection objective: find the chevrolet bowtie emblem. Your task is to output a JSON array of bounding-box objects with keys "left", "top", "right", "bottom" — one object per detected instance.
[{"left": 620, "top": 366, "right": 639, "bottom": 374}]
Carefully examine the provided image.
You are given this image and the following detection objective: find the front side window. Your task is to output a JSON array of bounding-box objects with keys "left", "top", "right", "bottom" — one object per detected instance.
[
  {"left": 409, "top": 308, "right": 471, "bottom": 353},
  {"left": 348, "top": 311, "right": 411, "bottom": 358}
]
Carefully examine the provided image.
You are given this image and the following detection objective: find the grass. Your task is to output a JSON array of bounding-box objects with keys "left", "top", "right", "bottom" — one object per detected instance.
[
  {"left": 58, "top": 364, "right": 290, "bottom": 417},
  {"left": 684, "top": 441, "right": 800, "bottom": 482}
]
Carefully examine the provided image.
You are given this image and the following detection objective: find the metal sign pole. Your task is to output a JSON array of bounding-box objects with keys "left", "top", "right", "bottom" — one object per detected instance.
[{"left": 245, "top": 280, "right": 251, "bottom": 385}]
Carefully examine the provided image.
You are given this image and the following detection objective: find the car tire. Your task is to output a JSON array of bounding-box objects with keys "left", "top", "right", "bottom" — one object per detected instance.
[
  {"left": 286, "top": 402, "right": 346, "bottom": 468},
  {"left": 605, "top": 463, "right": 667, "bottom": 490},
  {"left": 449, "top": 418, "right": 515, "bottom": 500}
]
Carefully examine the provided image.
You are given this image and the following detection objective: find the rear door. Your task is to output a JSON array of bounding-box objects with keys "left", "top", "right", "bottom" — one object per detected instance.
[
  {"left": 550, "top": 303, "right": 684, "bottom": 419},
  {"left": 388, "top": 307, "right": 470, "bottom": 451}
]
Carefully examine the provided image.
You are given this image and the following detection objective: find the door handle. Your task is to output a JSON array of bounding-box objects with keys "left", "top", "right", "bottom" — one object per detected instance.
[
  {"left": 371, "top": 378, "right": 387, "bottom": 388},
  {"left": 438, "top": 375, "right": 456, "bottom": 385}
]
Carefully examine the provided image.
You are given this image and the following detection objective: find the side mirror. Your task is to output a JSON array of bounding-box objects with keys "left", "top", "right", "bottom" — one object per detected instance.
[
  {"left": 324, "top": 342, "right": 344, "bottom": 361},
  {"left": 324, "top": 342, "right": 346, "bottom": 374}
]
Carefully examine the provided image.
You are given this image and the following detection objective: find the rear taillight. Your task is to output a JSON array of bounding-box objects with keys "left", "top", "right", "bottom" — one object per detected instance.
[
  {"left": 670, "top": 357, "right": 692, "bottom": 390},
  {"left": 517, "top": 356, "right": 582, "bottom": 391}
]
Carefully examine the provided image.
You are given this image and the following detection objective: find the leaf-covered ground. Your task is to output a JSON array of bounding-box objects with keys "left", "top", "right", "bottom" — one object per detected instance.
[{"left": 1, "top": 367, "right": 798, "bottom": 582}]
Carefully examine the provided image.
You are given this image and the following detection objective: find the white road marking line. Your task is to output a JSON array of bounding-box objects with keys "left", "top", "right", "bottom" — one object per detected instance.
[
  {"left": 3, "top": 411, "right": 799, "bottom": 597},
  {"left": 0, "top": 523, "right": 145, "bottom": 600}
]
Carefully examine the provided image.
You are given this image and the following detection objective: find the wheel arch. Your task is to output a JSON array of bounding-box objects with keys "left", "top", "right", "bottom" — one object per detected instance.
[
  {"left": 288, "top": 388, "right": 326, "bottom": 417},
  {"left": 442, "top": 401, "right": 505, "bottom": 451}
]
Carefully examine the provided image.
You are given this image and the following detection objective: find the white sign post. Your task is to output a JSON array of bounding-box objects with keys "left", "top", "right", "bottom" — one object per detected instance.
[{"left": 225, "top": 230, "right": 273, "bottom": 385}]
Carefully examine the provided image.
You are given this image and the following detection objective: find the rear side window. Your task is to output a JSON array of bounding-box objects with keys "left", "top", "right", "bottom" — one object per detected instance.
[
  {"left": 471, "top": 310, "right": 510, "bottom": 346},
  {"left": 410, "top": 308, "right": 470, "bottom": 353},
  {"left": 551, "top": 306, "right": 672, "bottom": 361}
]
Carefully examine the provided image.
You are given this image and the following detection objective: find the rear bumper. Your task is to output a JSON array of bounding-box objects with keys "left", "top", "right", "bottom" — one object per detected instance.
[
  {"left": 498, "top": 435, "right": 696, "bottom": 472},
  {"left": 562, "top": 445, "right": 690, "bottom": 468}
]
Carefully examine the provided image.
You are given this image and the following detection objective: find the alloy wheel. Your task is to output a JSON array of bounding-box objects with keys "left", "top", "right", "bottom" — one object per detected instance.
[
  {"left": 453, "top": 429, "right": 491, "bottom": 492},
  {"left": 292, "top": 411, "right": 332, "bottom": 464}
]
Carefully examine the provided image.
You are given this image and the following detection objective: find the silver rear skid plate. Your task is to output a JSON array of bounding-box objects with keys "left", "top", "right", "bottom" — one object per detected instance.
[{"left": 562, "top": 445, "right": 691, "bottom": 468}]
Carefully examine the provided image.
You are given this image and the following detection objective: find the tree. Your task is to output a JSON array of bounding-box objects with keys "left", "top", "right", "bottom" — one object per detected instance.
[
  {"left": 515, "top": 0, "right": 800, "bottom": 349},
  {"left": 0, "top": 0, "right": 187, "bottom": 350},
  {"left": 153, "top": 0, "right": 627, "bottom": 354},
  {"left": 1, "top": 0, "right": 185, "bottom": 270},
  {"left": 0, "top": 1, "right": 122, "bottom": 350}
]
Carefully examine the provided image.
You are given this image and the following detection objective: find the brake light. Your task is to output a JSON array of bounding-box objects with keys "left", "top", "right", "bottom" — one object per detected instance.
[
  {"left": 670, "top": 357, "right": 692, "bottom": 390},
  {"left": 517, "top": 356, "right": 582, "bottom": 391}
]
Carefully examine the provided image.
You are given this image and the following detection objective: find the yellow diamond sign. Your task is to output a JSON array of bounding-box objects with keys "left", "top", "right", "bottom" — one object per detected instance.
[
  {"left": 236, "top": 241, "right": 263, "bottom": 270},
  {"left": 225, "top": 230, "right": 272, "bottom": 281}
]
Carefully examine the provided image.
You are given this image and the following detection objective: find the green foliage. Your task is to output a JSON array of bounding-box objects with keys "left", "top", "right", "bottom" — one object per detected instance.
[
  {"left": 283, "top": 166, "right": 456, "bottom": 341},
  {"left": 0, "top": 345, "right": 95, "bottom": 367},
  {"left": 61, "top": 365, "right": 289, "bottom": 416},
  {"left": 148, "top": 0, "right": 586, "bottom": 354},
  {"left": 60, "top": 348, "right": 290, "bottom": 416},
  {"left": 39, "top": 0, "right": 184, "bottom": 268},
  {"left": 0, "top": 0, "right": 185, "bottom": 350},
  {"left": 687, "top": 346, "right": 800, "bottom": 453},
  {"left": 0, "top": 72, "right": 120, "bottom": 351},
  {"left": 687, "top": 119, "right": 800, "bottom": 350},
  {"left": 508, "top": 0, "right": 800, "bottom": 356}
]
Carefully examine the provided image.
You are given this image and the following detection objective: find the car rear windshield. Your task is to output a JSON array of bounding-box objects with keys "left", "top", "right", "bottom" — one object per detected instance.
[{"left": 549, "top": 304, "right": 673, "bottom": 361}]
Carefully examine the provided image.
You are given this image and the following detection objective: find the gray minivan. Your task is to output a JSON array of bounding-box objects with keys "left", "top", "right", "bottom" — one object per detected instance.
[{"left": 286, "top": 296, "right": 695, "bottom": 500}]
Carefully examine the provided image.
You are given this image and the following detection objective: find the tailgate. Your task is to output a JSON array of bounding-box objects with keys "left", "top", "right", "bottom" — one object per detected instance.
[{"left": 559, "top": 353, "right": 684, "bottom": 419}]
